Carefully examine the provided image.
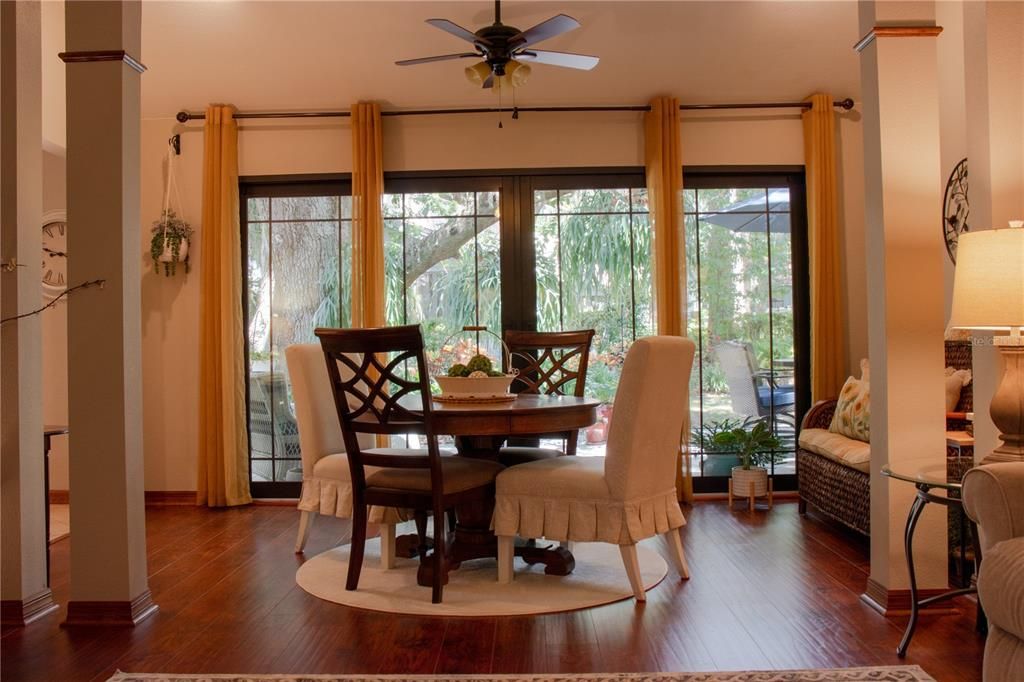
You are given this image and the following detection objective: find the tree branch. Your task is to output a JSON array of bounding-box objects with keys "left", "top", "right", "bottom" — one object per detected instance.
[{"left": 404, "top": 218, "right": 497, "bottom": 288}]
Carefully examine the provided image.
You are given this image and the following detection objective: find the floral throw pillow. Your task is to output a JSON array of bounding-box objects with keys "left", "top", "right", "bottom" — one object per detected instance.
[{"left": 829, "top": 376, "right": 871, "bottom": 443}]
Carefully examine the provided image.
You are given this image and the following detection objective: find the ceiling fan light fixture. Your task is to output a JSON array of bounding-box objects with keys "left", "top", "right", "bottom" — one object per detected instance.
[
  {"left": 465, "top": 61, "right": 491, "bottom": 86},
  {"left": 506, "top": 60, "right": 531, "bottom": 87}
]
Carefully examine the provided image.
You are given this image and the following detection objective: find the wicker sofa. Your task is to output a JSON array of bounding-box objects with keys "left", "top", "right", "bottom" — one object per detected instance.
[{"left": 796, "top": 340, "right": 974, "bottom": 536}]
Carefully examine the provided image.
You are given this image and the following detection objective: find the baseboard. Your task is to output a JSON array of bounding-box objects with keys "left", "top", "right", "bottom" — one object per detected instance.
[
  {"left": 64, "top": 590, "right": 158, "bottom": 626},
  {"left": 694, "top": 491, "right": 799, "bottom": 502},
  {"left": 144, "top": 491, "right": 197, "bottom": 506},
  {"left": 251, "top": 498, "right": 300, "bottom": 506},
  {"left": 49, "top": 490, "right": 69, "bottom": 504},
  {"left": 861, "top": 577, "right": 961, "bottom": 616},
  {"left": 1, "top": 589, "right": 60, "bottom": 626}
]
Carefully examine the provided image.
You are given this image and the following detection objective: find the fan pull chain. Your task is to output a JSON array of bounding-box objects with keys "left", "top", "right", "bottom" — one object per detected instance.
[{"left": 497, "top": 82, "right": 503, "bottom": 129}]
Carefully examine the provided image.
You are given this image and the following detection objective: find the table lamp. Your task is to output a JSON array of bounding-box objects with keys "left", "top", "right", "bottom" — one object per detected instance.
[{"left": 949, "top": 220, "right": 1024, "bottom": 463}]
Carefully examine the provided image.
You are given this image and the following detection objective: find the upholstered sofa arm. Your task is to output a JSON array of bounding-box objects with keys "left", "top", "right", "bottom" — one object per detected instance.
[
  {"left": 801, "top": 399, "right": 838, "bottom": 431},
  {"left": 963, "top": 463, "right": 1024, "bottom": 553}
]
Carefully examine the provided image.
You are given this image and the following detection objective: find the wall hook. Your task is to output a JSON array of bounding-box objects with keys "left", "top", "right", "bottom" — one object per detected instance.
[{"left": 169, "top": 134, "right": 181, "bottom": 156}]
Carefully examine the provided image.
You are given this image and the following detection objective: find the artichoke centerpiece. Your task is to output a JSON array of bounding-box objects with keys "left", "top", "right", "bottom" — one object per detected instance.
[{"left": 434, "top": 326, "right": 516, "bottom": 399}]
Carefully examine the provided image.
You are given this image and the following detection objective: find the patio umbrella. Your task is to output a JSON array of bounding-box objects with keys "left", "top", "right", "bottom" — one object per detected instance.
[{"left": 700, "top": 189, "right": 791, "bottom": 233}]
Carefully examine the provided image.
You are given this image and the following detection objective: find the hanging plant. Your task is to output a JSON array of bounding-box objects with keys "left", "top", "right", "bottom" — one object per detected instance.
[{"left": 151, "top": 209, "right": 193, "bottom": 276}]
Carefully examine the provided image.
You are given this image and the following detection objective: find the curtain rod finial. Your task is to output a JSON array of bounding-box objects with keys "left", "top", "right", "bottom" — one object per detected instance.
[
  {"left": 176, "top": 111, "right": 190, "bottom": 123},
  {"left": 837, "top": 98, "right": 854, "bottom": 111}
]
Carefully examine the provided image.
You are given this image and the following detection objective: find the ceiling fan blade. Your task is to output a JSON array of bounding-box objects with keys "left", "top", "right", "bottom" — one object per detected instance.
[
  {"left": 426, "top": 18, "right": 489, "bottom": 45},
  {"left": 516, "top": 49, "right": 599, "bottom": 70},
  {"left": 482, "top": 73, "right": 495, "bottom": 89},
  {"left": 511, "top": 14, "right": 580, "bottom": 48},
  {"left": 396, "top": 53, "right": 479, "bottom": 66}
]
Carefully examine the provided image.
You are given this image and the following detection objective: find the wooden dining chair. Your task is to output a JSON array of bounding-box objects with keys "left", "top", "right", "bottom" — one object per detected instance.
[
  {"left": 316, "top": 325, "right": 503, "bottom": 603},
  {"left": 494, "top": 336, "right": 696, "bottom": 601},
  {"left": 499, "top": 329, "right": 596, "bottom": 466}
]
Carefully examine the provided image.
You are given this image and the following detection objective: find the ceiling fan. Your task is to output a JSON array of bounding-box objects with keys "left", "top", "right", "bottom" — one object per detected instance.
[{"left": 396, "top": 0, "right": 599, "bottom": 89}]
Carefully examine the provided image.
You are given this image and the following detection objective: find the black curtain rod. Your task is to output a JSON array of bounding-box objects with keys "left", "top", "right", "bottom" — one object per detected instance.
[{"left": 175, "top": 98, "right": 854, "bottom": 122}]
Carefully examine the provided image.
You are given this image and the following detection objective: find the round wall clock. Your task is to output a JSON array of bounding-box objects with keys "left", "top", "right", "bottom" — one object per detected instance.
[
  {"left": 943, "top": 158, "right": 969, "bottom": 264},
  {"left": 41, "top": 209, "right": 68, "bottom": 300}
]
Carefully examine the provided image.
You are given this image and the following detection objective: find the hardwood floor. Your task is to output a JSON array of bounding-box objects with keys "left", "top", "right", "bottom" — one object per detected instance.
[{"left": 0, "top": 501, "right": 985, "bottom": 681}]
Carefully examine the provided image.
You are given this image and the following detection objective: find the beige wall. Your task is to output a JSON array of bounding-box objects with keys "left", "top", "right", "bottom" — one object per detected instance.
[{"left": 140, "top": 110, "right": 868, "bottom": 490}]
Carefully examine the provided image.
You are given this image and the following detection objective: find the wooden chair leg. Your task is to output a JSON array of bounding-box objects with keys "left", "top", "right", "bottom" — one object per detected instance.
[
  {"left": 728, "top": 478, "right": 733, "bottom": 507},
  {"left": 414, "top": 510, "right": 428, "bottom": 558},
  {"left": 619, "top": 544, "right": 646, "bottom": 602},
  {"left": 294, "top": 510, "right": 315, "bottom": 553},
  {"left": 748, "top": 481, "right": 755, "bottom": 512},
  {"left": 346, "top": 504, "right": 368, "bottom": 592},
  {"left": 663, "top": 528, "right": 690, "bottom": 580},
  {"left": 497, "top": 535, "right": 515, "bottom": 584},
  {"left": 379, "top": 522, "right": 396, "bottom": 569},
  {"left": 798, "top": 497, "right": 808, "bottom": 515},
  {"left": 431, "top": 504, "right": 447, "bottom": 604},
  {"left": 447, "top": 509, "right": 457, "bottom": 534}
]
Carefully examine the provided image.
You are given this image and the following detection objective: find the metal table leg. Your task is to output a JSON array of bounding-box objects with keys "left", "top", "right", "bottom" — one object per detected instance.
[{"left": 896, "top": 484, "right": 978, "bottom": 658}]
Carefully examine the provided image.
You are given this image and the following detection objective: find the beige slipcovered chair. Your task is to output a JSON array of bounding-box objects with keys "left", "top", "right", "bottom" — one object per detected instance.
[
  {"left": 494, "top": 335, "right": 696, "bottom": 600},
  {"left": 963, "top": 462, "right": 1024, "bottom": 682},
  {"left": 285, "top": 344, "right": 403, "bottom": 565}
]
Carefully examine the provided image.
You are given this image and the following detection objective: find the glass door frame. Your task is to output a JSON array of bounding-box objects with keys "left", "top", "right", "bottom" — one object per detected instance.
[
  {"left": 239, "top": 167, "right": 809, "bottom": 498},
  {"left": 684, "top": 166, "right": 810, "bottom": 493},
  {"left": 241, "top": 173, "right": 352, "bottom": 499}
]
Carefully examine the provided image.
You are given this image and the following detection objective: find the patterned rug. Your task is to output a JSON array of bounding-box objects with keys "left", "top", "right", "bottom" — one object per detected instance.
[{"left": 108, "top": 666, "right": 936, "bottom": 681}]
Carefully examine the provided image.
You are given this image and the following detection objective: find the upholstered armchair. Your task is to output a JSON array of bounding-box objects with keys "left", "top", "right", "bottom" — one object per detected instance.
[
  {"left": 493, "top": 336, "right": 696, "bottom": 600},
  {"left": 962, "top": 463, "right": 1024, "bottom": 681},
  {"left": 285, "top": 344, "right": 403, "bottom": 565}
]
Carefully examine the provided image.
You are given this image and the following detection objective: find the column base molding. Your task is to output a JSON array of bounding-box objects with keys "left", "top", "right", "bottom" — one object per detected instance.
[
  {"left": 1, "top": 590, "right": 60, "bottom": 626},
  {"left": 861, "top": 578, "right": 962, "bottom": 616},
  {"left": 64, "top": 590, "right": 158, "bottom": 627}
]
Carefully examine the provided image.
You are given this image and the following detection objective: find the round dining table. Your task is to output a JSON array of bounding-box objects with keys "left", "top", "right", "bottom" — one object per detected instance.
[{"left": 396, "top": 393, "right": 601, "bottom": 586}]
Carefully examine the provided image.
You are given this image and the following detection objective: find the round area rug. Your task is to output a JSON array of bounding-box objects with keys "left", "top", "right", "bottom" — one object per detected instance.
[{"left": 296, "top": 537, "right": 669, "bottom": 616}]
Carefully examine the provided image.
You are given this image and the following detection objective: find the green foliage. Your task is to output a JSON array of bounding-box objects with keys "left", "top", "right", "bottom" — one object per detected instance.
[
  {"left": 151, "top": 209, "right": 193, "bottom": 276},
  {"left": 466, "top": 354, "right": 493, "bottom": 373},
  {"left": 448, "top": 363, "right": 468, "bottom": 377},
  {"left": 710, "top": 417, "right": 783, "bottom": 470},
  {"left": 691, "top": 416, "right": 750, "bottom": 454}
]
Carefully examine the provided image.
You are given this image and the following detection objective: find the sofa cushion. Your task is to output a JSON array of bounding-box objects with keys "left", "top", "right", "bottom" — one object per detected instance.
[
  {"left": 798, "top": 428, "right": 871, "bottom": 473},
  {"left": 829, "top": 376, "right": 870, "bottom": 443},
  {"left": 978, "top": 537, "right": 1024, "bottom": 642}
]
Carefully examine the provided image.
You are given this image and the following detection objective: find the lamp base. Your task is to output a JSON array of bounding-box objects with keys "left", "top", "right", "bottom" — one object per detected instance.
[{"left": 981, "top": 343, "right": 1024, "bottom": 464}]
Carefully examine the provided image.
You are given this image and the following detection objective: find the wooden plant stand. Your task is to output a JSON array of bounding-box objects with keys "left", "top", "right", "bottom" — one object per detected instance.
[{"left": 728, "top": 477, "right": 774, "bottom": 512}]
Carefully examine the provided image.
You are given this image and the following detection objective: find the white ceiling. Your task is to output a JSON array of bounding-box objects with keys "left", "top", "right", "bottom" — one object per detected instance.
[{"left": 140, "top": 1, "right": 862, "bottom": 119}]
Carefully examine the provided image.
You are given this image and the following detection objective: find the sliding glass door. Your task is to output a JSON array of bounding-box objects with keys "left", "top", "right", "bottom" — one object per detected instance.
[
  {"left": 242, "top": 180, "right": 352, "bottom": 495},
  {"left": 685, "top": 173, "right": 809, "bottom": 491}
]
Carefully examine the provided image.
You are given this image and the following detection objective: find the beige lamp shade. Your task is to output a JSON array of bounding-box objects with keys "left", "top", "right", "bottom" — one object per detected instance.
[{"left": 949, "top": 225, "right": 1024, "bottom": 330}]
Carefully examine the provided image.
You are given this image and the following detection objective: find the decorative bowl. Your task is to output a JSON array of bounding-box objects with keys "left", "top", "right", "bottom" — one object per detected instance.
[{"left": 435, "top": 374, "right": 515, "bottom": 397}]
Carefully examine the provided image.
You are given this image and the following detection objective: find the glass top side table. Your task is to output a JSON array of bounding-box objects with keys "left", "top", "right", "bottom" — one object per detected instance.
[{"left": 881, "top": 458, "right": 985, "bottom": 657}]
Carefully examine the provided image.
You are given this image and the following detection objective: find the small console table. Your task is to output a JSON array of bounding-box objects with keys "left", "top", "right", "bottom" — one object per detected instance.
[{"left": 882, "top": 458, "right": 985, "bottom": 658}]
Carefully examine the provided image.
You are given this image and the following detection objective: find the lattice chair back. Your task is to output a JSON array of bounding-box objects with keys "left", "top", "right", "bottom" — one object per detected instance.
[
  {"left": 504, "top": 329, "right": 595, "bottom": 397},
  {"left": 315, "top": 325, "right": 442, "bottom": 486}
]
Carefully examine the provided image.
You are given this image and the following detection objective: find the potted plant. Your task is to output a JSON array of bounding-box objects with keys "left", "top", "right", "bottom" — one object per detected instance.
[
  {"left": 151, "top": 209, "right": 193, "bottom": 276},
  {"left": 712, "top": 417, "right": 782, "bottom": 508},
  {"left": 691, "top": 416, "right": 746, "bottom": 476}
]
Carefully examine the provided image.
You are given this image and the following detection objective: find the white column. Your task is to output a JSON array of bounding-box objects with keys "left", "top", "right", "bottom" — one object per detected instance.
[
  {"left": 858, "top": 1, "right": 949, "bottom": 609},
  {"left": 962, "top": 1, "right": 1024, "bottom": 462},
  {"left": 62, "top": 0, "right": 154, "bottom": 625},
  {"left": 0, "top": 0, "right": 57, "bottom": 626}
]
